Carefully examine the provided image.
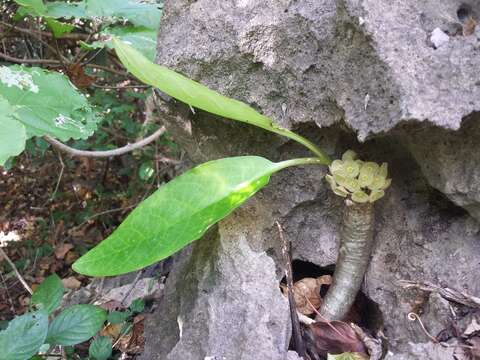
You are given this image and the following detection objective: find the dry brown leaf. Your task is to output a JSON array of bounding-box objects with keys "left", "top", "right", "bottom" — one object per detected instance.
[
  {"left": 307, "top": 320, "right": 368, "bottom": 358},
  {"left": 100, "top": 322, "right": 123, "bottom": 340},
  {"left": 282, "top": 275, "right": 332, "bottom": 315},
  {"left": 62, "top": 276, "right": 82, "bottom": 290},
  {"left": 64, "top": 250, "right": 78, "bottom": 265},
  {"left": 55, "top": 243, "right": 74, "bottom": 259},
  {"left": 117, "top": 315, "right": 145, "bottom": 354},
  {"left": 98, "top": 299, "right": 124, "bottom": 312},
  {"left": 66, "top": 64, "right": 95, "bottom": 89}
]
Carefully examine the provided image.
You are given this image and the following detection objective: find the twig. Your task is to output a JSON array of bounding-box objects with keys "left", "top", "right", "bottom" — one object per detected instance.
[
  {"left": 0, "top": 271, "right": 15, "bottom": 313},
  {"left": 46, "top": 151, "right": 64, "bottom": 204},
  {"left": 407, "top": 312, "right": 474, "bottom": 350},
  {"left": 276, "top": 221, "right": 307, "bottom": 358},
  {"left": 399, "top": 280, "right": 480, "bottom": 308},
  {"left": 44, "top": 126, "right": 166, "bottom": 158},
  {"left": 0, "top": 247, "right": 33, "bottom": 295},
  {"left": 0, "top": 20, "right": 89, "bottom": 40},
  {"left": 0, "top": 52, "right": 60, "bottom": 65},
  {"left": 91, "top": 83, "right": 151, "bottom": 90},
  {"left": 120, "top": 270, "right": 143, "bottom": 307}
]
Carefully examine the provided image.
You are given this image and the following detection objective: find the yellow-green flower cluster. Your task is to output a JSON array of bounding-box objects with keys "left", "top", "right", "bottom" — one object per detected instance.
[{"left": 325, "top": 150, "right": 391, "bottom": 203}]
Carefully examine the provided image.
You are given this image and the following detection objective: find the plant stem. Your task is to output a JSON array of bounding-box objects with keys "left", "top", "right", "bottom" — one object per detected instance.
[
  {"left": 271, "top": 128, "right": 332, "bottom": 165},
  {"left": 318, "top": 201, "right": 375, "bottom": 321},
  {"left": 276, "top": 157, "right": 329, "bottom": 170}
]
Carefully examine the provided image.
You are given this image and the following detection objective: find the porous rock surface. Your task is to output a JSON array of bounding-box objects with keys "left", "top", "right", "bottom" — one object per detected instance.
[{"left": 141, "top": 0, "right": 480, "bottom": 358}]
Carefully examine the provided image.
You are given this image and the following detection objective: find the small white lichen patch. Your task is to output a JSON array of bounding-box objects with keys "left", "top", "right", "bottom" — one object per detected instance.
[
  {"left": 54, "top": 114, "right": 88, "bottom": 135},
  {"left": 0, "top": 66, "right": 39, "bottom": 93}
]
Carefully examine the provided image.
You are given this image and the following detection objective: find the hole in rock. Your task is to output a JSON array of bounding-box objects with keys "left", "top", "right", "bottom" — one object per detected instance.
[
  {"left": 457, "top": 4, "right": 473, "bottom": 23},
  {"left": 280, "top": 260, "right": 384, "bottom": 338}
]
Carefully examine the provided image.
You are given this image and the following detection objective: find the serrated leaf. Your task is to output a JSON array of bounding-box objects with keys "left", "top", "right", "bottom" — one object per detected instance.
[
  {"left": 73, "top": 156, "right": 294, "bottom": 276},
  {"left": 46, "top": 305, "right": 107, "bottom": 346},
  {"left": 0, "top": 311, "right": 48, "bottom": 360},
  {"left": 0, "top": 65, "right": 99, "bottom": 141},
  {"left": 112, "top": 38, "right": 329, "bottom": 162},
  {"left": 89, "top": 336, "right": 112, "bottom": 360},
  {"left": 31, "top": 274, "right": 64, "bottom": 315},
  {"left": 0, "top": 97, "right": 26, "bottom": 166}
]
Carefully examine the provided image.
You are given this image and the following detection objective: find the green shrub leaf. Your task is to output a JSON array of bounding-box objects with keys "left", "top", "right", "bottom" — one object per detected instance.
[
  {"left": 0, "top": 97, "right": 26, "bottom": 166},
  {"left": 93, "top": 26, "right": 157, "bottom": 61},
  {"left": 0, "top": 311, "right": 48, "bottom": 360},
  {"left": 31, "top": 274, "right": 64, "bottom": 315},
  {"left": 73, "top": 156, "right": 295, "bottom": 276},
  {"left": 89, "top": 336, "right": 112, "bottom": 360},
  {"left": 112, "top": 38, "right": 330, "bottom": 163},
  {"left": 46, "top": 305, "right": 106, "bottom": 346},
  {"left": 0, "top": 65, "right": 99, "bottom": 141}
]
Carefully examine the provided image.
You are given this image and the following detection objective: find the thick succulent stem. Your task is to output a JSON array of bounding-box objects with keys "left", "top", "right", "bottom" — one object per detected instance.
[{"left": 318, "top": 201, "right": 375, "bottom": 321}]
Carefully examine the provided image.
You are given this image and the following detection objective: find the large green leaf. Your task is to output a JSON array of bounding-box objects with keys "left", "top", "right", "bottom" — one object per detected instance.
[
  {"left": 31, "top": 274, "right": 64, "bottom": 315},
  {"left": 46, "top": 305, "right": 107, "bottom": 346},
  {"left": 84, "top": 0, "right": 162, "bottom": 30},
  {"left": 112, "top": 39, "right": 330, "bottom": 163},
  {"left": 0, "top": 311, "right": 48, "bottom": 360},
  {"left": 73, "top": 156, "right": 315, "bottom": 276},
  {"left": 41, "top": 0, "right": 162, "bottom": 30},
  {"left": 93, "top": 26, "right": 157, "bottom": 61},
  {"left": 45, "top": 1, "right": 87, "bottom": 18},
  {"left": 0, "top": 65, "right": 99, "bottom": 141},
  {"left": 0, "top": 97, "right": 26, "bottom": 166},
  {"left": 13, "top": 0, "right": 47, "bottom": 15}
]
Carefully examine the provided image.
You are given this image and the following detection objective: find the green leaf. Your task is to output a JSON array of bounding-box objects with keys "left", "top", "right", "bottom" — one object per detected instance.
[
  {"left": 369, "top": 189, "right": 385, "bottom": 203},
  {"left": 0, "top": 65, "right": 99, "bottom": 141},
  {"left": 138, "top": 161, "right": 155, "bottom": 181},
  {"left": 73, "top": 156, "right": 296, "bottom": 276},
  {"left": 129, "top": 299, "right": 145, "bottom": 313},
  {"left": 351, "top": 190, "right": 369, "bottom": 203},
  {"left": 84, "top": 0, "right": 163, "bottom": 29},
  {"left": 107, "top": 311, "right": 130, "bottom": 324},
  {"left": 31, "top": 274, "right": 64, "bottom": 315},
  {"left": 46, "top": 305, "right": 107, "bottom": 346},
  {"left": 45, "top": 18, "right": 75, "bottom": 38},
  {"left": 93, "top": 26, "right": 157, "bottom": 61},
  {"left": 112, "top": 38, "right": 330, "bottom": 163},
  {"left": 89, "top": 336, "right": 112, "bottom": 360},
  {"left": 0, "top": 97, "right": 26, "bottom": 166},
  {"left": 327, "top": 353, "right": 367, "bottom": 360},
  {"left": 0, "top": 311, "right": 48, "bottom": 360},
  {"left": 45, "top": 1, "right": 87, "bottom": 18},
  {"left": 13, "top": 0, "right": 47, "bottom": 15}
]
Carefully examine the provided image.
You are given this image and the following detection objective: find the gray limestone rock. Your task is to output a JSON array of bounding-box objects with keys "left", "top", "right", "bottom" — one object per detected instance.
[{"left": 141, "top": 0, "right": 480, "bottom": 358}]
